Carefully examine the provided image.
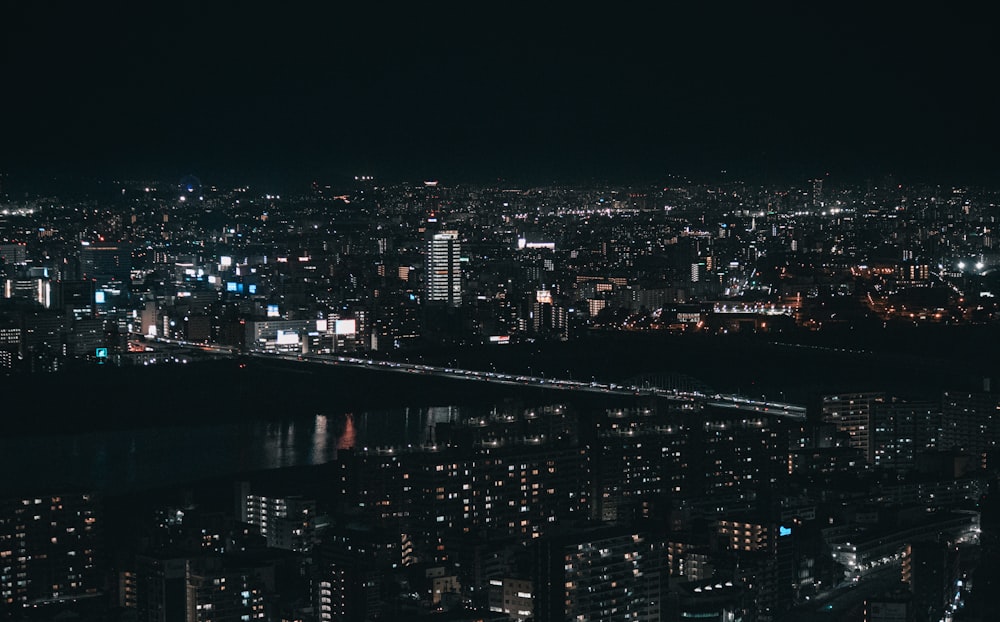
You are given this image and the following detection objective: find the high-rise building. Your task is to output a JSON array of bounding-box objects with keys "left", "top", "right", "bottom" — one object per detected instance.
[
  {"left": 424, "top": 230, "right": 462, "bottom": 307},
  {"left": 185, "top": 559, "right": 267, "bottom": 622},
  {"left": 812, "top": 178, "right": 824, "bottom": 208},
  {"left": 940, "top": 390, "right": 1000, "bottom": 454},
  {"left": 902, "top": 540, "right": 959, "bottom": 622},
  {"left": 314, "top": 524, "right": 400, "bottom": 622},
  {"left": 822, "top": 392, "right": 885, "bottom": 464},
  {"left": 871, "top": 399, "right": 940, "bottom": 471},
  {"left": 236, "top": 483, "right": 316, "bottom": 553},
  {"left": 533, "top": 527, "right": 666, "bottom": 622},
  {"left": 0, "top": 492, "right": 102, "bottom": 611},
  {"left": 133, "top": 553, "right": 189, "bottom": 622}
]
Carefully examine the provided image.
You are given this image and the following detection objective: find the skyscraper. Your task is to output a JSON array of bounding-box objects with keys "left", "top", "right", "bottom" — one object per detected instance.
[{"left": 424, "top": 230, "right": 462, "bottom": 307}]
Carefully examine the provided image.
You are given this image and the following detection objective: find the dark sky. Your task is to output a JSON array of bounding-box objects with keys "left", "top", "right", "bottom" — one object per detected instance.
[{"left": 3, "top": 3, "right": 999, "bottom": 186}]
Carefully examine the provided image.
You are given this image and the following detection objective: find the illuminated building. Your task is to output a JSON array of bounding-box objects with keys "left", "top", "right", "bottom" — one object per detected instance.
[
  {"left": 692, "top": 412, "right": 788, "bottom": 512},
  {"left": 822, "top": 392, "right": 885, "bottom": 463},
  {"left": 0, "top": 326, "right": 19, "bottom": 369},
  {"left": 592, "top": 425, "right": 686, "bottom": 524},
  {"left": 530, "top": 289, "right": 567, "bottom": 339},
  {"left": 0, "top": 492, "right": 101, "bottom": 610},
  {"left": 533, "top": 528, "right": 666, "bottom": 622},
  {"left": 314, "top": 524, "right": 400, "bottom": 622},
  {"left": 3, "top": 278, "right": 50, "bottom": 308},
  {"left": 237, "top": 484, "right": 316, "bottom": 553},
  {"left": 243, "top": 319, "right": 312, "bottom": 353},
  {"left": 185, "top": 559, "right": 267, "bottom": 622},
  {"left": 488, "top": 577, "right": 533, "bottom": 621},
  {"left": 871, "top": 399, "right": 940, "bottom": 471},
  {"left": 424, "top": 230, "right": 462, "bottom": 307},
  {"left": 940, "top": 390, "right": 1000, "bottom": 455},
  {"left": 716, "top": 517, "right": 797, "bottom": 616},
  {"left": 405, "top": 445, "right": 589, "bottom": 561},
  {"left": 666, "top": 579, "right": 747, "bottom": 622}
]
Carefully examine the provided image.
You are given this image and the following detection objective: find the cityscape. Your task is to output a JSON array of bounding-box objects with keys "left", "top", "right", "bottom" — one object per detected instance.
[
  {"left": 1, "top": 173, "right": 999, "bottom": 622},
  {"left": 4, "top": 3, "right": 1000, "bottom": 622}
]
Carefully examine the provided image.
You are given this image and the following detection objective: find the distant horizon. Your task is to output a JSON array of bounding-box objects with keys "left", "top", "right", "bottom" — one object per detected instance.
[{"left": 3, "top": 161, "right": 1000, "bottom": 197}]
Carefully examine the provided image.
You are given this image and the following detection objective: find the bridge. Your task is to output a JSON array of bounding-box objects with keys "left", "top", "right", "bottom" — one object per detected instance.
[{"left": 130, "top": 335, "right": 807, "bottom": 420}]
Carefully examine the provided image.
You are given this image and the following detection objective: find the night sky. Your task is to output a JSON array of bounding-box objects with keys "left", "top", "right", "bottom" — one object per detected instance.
[{"left": 3, "top": 3, "right": 999, "bottom": 186}]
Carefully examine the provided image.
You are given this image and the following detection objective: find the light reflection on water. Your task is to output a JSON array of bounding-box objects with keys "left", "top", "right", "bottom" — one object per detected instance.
[{"left": 1, "top": 407, "right": 464, "bottom": 496}]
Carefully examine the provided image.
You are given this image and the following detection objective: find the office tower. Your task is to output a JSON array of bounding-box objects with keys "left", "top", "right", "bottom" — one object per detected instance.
[
  {"left": 0, "top": 492, "right": 101, "bottom": 611},
  {"left": 424, "top": 230, "right": 461, "bottom": 307},
  {"left": 822, "top": 392, "right": 885, "bottom": 464}
]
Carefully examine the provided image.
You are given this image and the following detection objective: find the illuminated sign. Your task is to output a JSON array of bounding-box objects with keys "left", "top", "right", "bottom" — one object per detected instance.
[
  {"left": 779, "top": 526, "right": 792, "bottom": 537},
  {"left": 267, "top": 304, "right": 280, "bottom": 318},
  {"left": 94, "top": 291, "right": 106, "bottom": 304},
  {"left": 95, "top": 347, "right": 108, "bottom": 359},
  {"left": 488, "top": 335, "right": 511, "bottom": 344},
  {"left": 335, "top": 319, "right": 356, "bottom": 335}
]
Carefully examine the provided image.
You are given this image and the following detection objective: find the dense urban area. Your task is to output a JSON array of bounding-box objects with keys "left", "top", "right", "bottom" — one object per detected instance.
[{"left": 2, "top": 174, "right": 1000, "bottom": 622}]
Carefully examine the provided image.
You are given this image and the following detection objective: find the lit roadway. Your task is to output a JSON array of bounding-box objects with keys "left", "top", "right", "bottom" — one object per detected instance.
[{"left": 133, "top": 335, "right": 806, "bottom": 419}]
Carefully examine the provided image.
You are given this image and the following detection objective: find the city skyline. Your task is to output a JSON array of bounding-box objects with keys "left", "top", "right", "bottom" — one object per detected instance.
[{"left": 5, "top": 4, "right": 1000, "bottom": 621}]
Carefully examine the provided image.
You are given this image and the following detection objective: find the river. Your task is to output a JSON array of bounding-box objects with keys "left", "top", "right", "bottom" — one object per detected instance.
[{"left": 0, "top": 406, "right": 466, "bottom": 497}]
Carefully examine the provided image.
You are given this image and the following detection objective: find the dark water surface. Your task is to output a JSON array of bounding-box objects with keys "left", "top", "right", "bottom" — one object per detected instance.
[{"left": 1, "top": 406, "right": 466, "bottom": 496}]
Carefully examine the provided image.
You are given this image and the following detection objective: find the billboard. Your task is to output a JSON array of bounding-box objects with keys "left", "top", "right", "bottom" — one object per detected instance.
[{"left": 335, "top": 319, "right": 356, "bottom": 335}]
